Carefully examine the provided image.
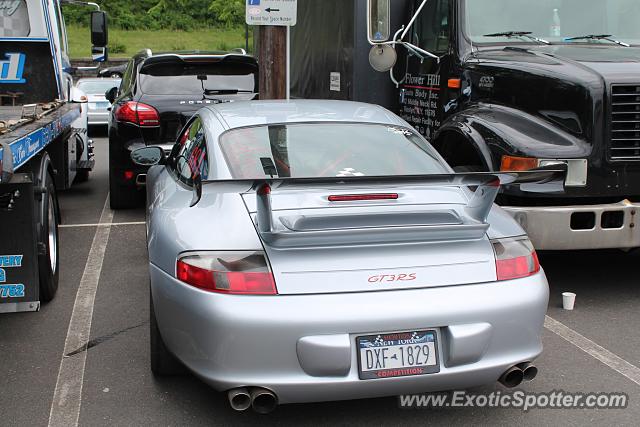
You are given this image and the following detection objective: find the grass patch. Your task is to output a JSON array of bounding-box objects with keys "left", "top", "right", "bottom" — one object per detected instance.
[{"left": 67, "top": 25, "right": 251, "bottom": 59}]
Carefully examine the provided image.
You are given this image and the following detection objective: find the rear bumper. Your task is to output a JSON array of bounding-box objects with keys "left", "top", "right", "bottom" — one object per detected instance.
[
  {"left": 503, "top": 200, "right": 640, "bottom": 250},
  {"left": 150, "top": 264, "right": 548, "bottom": 404},
  {"left": 87, "top": 111, "right": 109, "bottom": 125}
]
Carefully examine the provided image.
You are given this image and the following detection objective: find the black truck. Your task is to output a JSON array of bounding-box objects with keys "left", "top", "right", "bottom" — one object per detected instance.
[{"left": 291, "top": 0, "right": 640, "bottom": 251}]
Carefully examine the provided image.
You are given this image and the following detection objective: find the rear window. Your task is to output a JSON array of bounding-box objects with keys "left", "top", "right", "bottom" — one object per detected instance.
[
  {"left": 76, "top": 80, "right": 121, "bottom": 94},
  {"left": 219, "top": 123, "right": 448, "bottom": 179},
  {"left": 0, "top": 1, "right": 30, "bottom": 37},
  {"left": 139, "top": 60, "right": 257, "bottom": 96}
]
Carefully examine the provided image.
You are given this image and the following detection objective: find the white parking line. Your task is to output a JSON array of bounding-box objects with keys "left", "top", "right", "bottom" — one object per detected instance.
[
  {"left": 59, "top": 221, "right": 145, "bottom": 229},
  {"left": 48, "top": 196, "right": 114, "bottom": 427},
  {"left": 545, "top": 316, "right": 640, "bottom": 387}
]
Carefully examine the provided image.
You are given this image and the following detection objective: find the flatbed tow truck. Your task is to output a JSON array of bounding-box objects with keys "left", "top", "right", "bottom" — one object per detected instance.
[{"left": 0, "top": 0, "right": 108, "bottom": 313}]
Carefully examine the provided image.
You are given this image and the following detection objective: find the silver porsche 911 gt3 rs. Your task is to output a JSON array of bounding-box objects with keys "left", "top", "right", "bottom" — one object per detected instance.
[{"left": 133, "top": 100, "right": 559, "bottom": 414}]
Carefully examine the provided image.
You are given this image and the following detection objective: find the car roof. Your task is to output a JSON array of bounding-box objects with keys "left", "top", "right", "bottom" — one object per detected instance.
[
  {"left": 205, "top": 100, "right": 406, "bottom": 130},
  {"left": 76, "top": 77, "right": 120, "bottom": 83}
]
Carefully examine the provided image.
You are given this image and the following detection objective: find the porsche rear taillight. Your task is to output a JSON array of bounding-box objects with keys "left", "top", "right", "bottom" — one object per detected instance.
[
  {"left": 115, "top": 101, "right": 160, "bottom": 127},
  {"left": 176, "top": 252, "right": 277, "bottom": 295},
  {"left": 492, "top": 237, "right": 540, "bottom": 281}
]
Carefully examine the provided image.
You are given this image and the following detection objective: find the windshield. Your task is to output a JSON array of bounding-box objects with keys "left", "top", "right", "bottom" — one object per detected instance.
[
  {"left": 139, "top": 61, "right": 257, "bottom": 96},
  {"left": 219, "top": 123, "right": 448, "bottom": 179},
  {"left": 464, "top": 0, "right": 640, "bottom": 45},
  {"left": 76, "top": 80, "right": 121, "bottom": 94}
]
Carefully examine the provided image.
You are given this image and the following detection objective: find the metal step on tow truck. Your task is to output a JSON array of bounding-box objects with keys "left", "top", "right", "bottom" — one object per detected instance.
[
  {"left": 0, "top": 0, "right": 108, "bottom": 313},
  {"left": 291, "top": 0, "right": 640, "bottom": 251}
]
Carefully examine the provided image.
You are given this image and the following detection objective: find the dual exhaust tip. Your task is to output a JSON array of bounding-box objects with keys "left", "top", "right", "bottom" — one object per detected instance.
[
  {"left": 229, "top": 363, "right": 537, "bottom": 412},
  {"left": 228, "top": 387, "right": 278, "bottom": 414},
  {"left": 499, "top": 362, "right": 538, "bottom": 388}
]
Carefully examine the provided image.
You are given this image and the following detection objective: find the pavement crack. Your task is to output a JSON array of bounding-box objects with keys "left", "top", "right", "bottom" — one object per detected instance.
[{"left": 64, "top": 322, "right": 147, "bottom": 357}]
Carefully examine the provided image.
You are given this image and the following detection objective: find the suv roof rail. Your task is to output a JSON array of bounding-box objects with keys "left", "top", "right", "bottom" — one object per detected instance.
[{"left": 231, "top": 48, "right": 247, "bottom": 55}]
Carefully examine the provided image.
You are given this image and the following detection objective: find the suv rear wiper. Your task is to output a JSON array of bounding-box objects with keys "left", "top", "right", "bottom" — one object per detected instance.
[
  {"left": 204, "top": 89, "right": 254, "bottom": 95},
  {"left": 563, "top": 34, "right": 630, "bottom": 47},
  {"left": 484, "top": 31, "right": 550, "bottom": 45}
]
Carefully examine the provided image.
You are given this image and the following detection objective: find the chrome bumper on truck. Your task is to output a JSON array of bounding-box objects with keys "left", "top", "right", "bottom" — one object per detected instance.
[{"left": 504, "top": 200, "right": 640, "bottom": 250}]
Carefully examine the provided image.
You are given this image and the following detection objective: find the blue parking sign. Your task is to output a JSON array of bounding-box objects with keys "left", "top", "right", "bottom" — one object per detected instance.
[{"left": 248, "top": 0, "right": 260, "bottom": 5}]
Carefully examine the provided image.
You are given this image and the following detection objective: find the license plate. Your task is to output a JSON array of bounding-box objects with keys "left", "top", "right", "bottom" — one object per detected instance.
[
  {"left": 89, "top": 102, "right": 109, "bottom": 110},
  {"left": 357, "top": 330, "right": 440, "bottom": 380}
]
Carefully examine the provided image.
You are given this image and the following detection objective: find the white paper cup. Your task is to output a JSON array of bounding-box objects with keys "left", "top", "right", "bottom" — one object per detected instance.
[{"left": 562, "top": 292, "right": 576, "bottom": 311}]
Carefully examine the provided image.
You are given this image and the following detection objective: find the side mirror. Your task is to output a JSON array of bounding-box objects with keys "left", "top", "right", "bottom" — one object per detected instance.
[
  {"left": 105, "top": 87, "right": 118, "bottom": 104},
  {"left": 131, "top": 147, "right": 166, "bottom": 167},
  {"left": 91, "top": 11, "right": 108, "bottom": 47},
  {"left": 91, "top": 11, "right": 109, "bottom": 62},
  {"left": 71, "top": 87, "right": 88, "bottom": 103},
  {"left": 367, "top": 0, "right": 391, "bottom": 43},
  {"left": 0, "top": 142, "right": 14, "bottom": 184}
]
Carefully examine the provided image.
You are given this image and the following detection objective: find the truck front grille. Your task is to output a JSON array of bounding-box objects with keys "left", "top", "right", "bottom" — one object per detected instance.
[{"left": 610, "top": 84, "right": 640, "bottom": 161}]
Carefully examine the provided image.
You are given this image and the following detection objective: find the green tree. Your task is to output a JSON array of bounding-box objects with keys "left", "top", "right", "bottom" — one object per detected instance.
[{"left": 208, "top": 0, "right": 245, "bottom": 27}]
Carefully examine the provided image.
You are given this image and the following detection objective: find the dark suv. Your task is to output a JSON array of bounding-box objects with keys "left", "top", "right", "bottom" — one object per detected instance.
[{"left": 106, "top": 49, "right": 259, "bottom": 209}]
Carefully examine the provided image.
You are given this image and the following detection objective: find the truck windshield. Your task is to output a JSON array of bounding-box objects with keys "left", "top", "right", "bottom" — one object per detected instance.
[
  {"left": 464, "top": 0, "right": 640, "bottom": 45},
  {"left": 219, "top": 123, "right": 447, "bottom": 179}
]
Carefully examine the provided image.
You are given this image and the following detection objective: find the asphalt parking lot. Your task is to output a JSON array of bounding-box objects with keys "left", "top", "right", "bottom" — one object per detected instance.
[{"left": 1, "top": 135, "right": 639, "bottom": 426}]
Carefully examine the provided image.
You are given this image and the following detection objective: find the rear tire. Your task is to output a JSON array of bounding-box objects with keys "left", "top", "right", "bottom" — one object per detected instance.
[
  {"left": 109, "top": 165, "right": 140, "bottom": 210},
  {"left": 74, "top": 169, "right": 90, "bottom": 183},
  {"left": 38, "top": 172, "right": 60, "bottom": 303},
  {"left": 150, "top": 296, "right": 186, "bottom": 376}
]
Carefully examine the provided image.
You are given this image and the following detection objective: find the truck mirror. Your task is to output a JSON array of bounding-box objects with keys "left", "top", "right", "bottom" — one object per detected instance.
[
  {"left": 0, "top": 143, "right": 14, "bottom": 184},
  {"left": 92, "top": 46, "right": 108, "bottom": 63},
  {"left": 369, "top": 44, "right": 397, "bottom": 72},
  {"left": 91, "top": 11, "right": 108, "bottom": 48},
  {"left": 367, "top": 0, "right": 391, "bottom": 43}
]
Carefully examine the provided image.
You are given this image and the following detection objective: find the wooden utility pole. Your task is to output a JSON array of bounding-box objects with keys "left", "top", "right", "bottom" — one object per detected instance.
[{"left": 257, "top": 26, "right": 287, "bottom": 100}]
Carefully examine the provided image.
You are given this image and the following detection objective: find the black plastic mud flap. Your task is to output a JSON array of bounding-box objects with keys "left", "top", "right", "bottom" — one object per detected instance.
[{"left": 0, "top": 174, "right": 40, "bottom": 313}]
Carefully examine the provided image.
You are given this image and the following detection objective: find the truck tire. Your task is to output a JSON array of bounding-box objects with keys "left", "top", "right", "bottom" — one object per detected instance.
[
  {"left": 150, "top": 296, "right": 186, "bottom": 376},
  {"left": 38, "top": 172, "right": 60, "bottom": 303}
]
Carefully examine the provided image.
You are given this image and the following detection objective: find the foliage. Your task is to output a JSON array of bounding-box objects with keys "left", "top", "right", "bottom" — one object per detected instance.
[
  {"left": 67, "top": 25, "right": 251, "bottom": 59},
  {"left": 62, "top": 0, "right": 247, "bottom": 30},
  {"left": 208, "top": 0, "right": 246, "bottom": 27}
]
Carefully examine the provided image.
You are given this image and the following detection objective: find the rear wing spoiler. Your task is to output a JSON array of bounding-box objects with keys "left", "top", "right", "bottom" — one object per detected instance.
[{"left": 192, "top": 170, "right": 564, "bottom": 241}]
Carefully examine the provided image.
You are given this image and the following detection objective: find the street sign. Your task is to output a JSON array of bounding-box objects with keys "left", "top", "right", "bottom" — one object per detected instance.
[{"left": 246, "top": 0, "right": 297, "bottom": 27}]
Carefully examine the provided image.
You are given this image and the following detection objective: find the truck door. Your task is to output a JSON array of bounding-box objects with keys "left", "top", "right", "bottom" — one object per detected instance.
[{"left": 398, "top": 0, "right": 452, "bottom": 141}]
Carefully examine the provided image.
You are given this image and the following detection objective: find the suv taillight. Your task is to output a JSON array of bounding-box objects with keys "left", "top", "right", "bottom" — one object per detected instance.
[
  {"left": 176, "top": 252, "right": 277, "bottom": 295},
  {"left": 492, "top": 237, "right": 540, "bottom": 281},
  {"left": 115, "top": 101, "right": 160, "bottom": 127}
]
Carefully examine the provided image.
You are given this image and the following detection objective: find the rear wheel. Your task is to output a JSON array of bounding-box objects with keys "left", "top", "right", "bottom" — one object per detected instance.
[
  {"left": 75, "top": 169, "right": 90, "bottom": 183},
  {"left": 38, "top": 172, "right": 60, "bottom": 303},
  {"left": 150, "top": 296, "right": 186, "bottom": 376},
  {"left": 109, "top": 157, "right": 140, "bottom": 209},
  {"left": 109, "top": 181, "right": 140, "bottom": 209}
]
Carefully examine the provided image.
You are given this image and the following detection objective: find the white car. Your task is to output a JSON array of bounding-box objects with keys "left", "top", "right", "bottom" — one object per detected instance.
[{"left": 75, "top": 78, "right": 121, "bottom": 126}]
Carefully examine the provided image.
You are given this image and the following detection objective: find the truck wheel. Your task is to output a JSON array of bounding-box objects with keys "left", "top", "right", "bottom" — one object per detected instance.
[
  {"left": 109, "top": 167, "right": 140, "bottom": 210},
  {"left": 150, "top": 296, "right": 186, "bottom": 376},
  {"left": 39, "top": 172, "right": 60, "bottom": 303}
]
